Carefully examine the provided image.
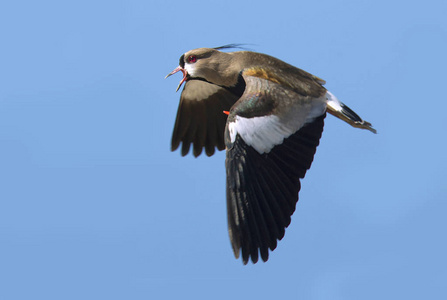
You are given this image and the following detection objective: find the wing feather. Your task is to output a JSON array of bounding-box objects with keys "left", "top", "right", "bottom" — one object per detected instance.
[
  {"left": 171, "top": 80, "right": 240, "bottom": 157},
  {"left": 225, "top": 72, "right": 326, "bottom": 263}
]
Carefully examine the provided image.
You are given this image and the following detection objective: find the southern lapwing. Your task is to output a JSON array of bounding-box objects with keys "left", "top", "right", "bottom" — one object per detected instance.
[{"left": 166, "top": 45, "right": 376, "bottom": 265}]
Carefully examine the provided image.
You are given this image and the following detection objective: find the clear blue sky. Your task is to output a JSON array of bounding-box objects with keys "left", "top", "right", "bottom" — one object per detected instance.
[{"left": 1, "top": 0, "right": 446, "bottom": 299}]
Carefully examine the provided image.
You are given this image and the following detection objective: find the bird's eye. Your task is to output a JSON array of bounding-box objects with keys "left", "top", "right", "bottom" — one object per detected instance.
[{"left": 187, "top": 55, "right": 197, "bottom": 63}]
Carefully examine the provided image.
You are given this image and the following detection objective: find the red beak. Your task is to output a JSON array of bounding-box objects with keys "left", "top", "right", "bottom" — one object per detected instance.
[{"left": 165, "top": 66, "right": 188, "bottom": 92}]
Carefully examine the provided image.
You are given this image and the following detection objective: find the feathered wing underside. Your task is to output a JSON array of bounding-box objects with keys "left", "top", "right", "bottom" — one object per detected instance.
[
  {"left": 171, "top": 80, "right": 240, "bottom": 157},
  {"left": 225, "top": 72, "right": 327, "bottom": 264},
  {"left": 226, "top": 114, "right": 326, "bottom": 264}
]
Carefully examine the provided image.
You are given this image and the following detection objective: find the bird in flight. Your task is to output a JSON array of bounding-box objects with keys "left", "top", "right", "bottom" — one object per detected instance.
[{"left": 166, "top": 45, "right": 376, "bottom": 265}]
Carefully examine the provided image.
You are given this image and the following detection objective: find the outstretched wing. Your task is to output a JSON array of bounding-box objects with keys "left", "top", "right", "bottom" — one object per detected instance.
[
  {"left": 172, "top": 79, "right": 240, "bottom": 157},
  {"left": 225, "top": 71, "right": 327, "bottom": 264}
]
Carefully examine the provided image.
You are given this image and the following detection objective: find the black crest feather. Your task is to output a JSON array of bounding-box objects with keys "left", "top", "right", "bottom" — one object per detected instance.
[{"left": 213, "top": 44, "right": 254, "bottom": 51}]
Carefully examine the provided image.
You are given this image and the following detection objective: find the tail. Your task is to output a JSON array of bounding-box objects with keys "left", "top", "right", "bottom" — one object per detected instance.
[{"left": 326, "top": 91, "right": 377, "bottom": 134}]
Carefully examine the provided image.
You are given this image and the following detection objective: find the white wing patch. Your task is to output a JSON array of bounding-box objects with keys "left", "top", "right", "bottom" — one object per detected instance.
[
  {"left": 229, "top": 97, "right": 326, "bottom": 154},
  {"left": 228, "top": 115, "right": 292, "bottom": 153}
]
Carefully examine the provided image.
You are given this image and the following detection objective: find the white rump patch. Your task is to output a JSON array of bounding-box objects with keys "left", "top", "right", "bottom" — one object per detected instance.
[{"left": 326, "top": 91, "right": 343, "bottom": 112}]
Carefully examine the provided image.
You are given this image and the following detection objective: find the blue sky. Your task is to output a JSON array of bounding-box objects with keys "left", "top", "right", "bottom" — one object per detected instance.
[{"left": 1, "top": 0, "right": 446, "bottom": 299}]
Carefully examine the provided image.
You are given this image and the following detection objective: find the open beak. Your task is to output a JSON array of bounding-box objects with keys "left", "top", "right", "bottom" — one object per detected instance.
[{"left": 165, "top": 66, "right": 188, "bottom": 92}]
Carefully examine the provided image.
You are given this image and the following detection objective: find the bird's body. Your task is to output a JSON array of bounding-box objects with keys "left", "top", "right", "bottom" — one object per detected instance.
[{"left": 166, "top": 46, "right": 375, "bottom": 264}]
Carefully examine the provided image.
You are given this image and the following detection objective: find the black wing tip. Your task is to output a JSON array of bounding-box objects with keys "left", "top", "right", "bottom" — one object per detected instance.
[
  {"left": 235, "top": 248, "right": 271, "bottom": 265},
  {"left": 181, "top": 142, "right": 191, "bottom": 157},
  {"left": 172, "top": 141, "right": 224, "bottom": 157},
  {"left": 193, "top": 146, "right": 203, "bottom": 157},
  {"left": 205, "top": 146, "right": 216, "bottom": 157}
]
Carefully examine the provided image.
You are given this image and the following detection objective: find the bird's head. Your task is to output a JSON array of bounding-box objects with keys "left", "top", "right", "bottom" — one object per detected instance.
[{"left": 166, "top": 47, "right": 239, "bottom": 91}]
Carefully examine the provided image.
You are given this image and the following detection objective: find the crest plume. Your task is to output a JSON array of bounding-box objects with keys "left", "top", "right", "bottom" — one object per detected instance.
[{"left": 213, "top": 44, "right": 253, "bottom": 51}]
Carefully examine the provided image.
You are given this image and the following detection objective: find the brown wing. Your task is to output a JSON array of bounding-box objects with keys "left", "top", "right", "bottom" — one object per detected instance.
[
  {"left": 234, "top": 51, "right": 327, "bottom": 97},
  {"left": 171, "top": 79, "right": 240, "bottom": 157}
]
